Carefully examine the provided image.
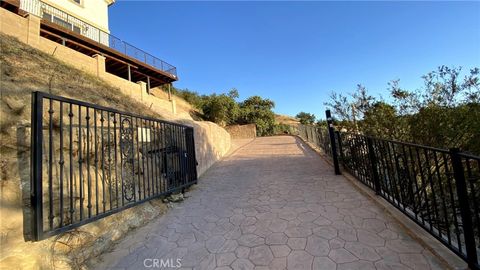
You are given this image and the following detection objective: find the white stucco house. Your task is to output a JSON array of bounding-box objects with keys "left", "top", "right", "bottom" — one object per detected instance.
[{"left": 19, "top": 0, "right": 114, "bottom": 45}]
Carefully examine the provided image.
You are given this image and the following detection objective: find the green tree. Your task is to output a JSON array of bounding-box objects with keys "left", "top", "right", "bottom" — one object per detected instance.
[
  {"left": 228, "top": 88, "right": 239, "bottom": 99},
  {"left": 361, "top": 102, "right": 408, "bottom": 140},
  {"left": 201, "top": 92, "right": 240, "bottom": 126},
  {"left": 162, "top": 86, "right": 205, "bottom": 110},
  {"left": 238, "top": 96, "right": 276, "bottom": 136},
  {"left": 324, "top": 84, "right": 376, "bottom": 132},
  {"left": 316, "top": 120, "right": 327, "bottom": 126},
  {"left": 296, "top": 112, "right": 316, "bottom": 125},
  {"left": 178, "top": 89, "right": 204, "bottom": 109},
  {"left": 274, "top": 123, "right": 294, "bottom": 135},
  {"left": 324, "top": 65, "right": 480, "bottom": 154}
]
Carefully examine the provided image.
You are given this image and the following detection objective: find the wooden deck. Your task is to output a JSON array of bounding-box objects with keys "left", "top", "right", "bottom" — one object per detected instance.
[
  {"left": 40, "top": 22, "right": 177, "bottom": 88},
  {"left": 2, "top": 0, "right": 176, "bottom": 88}
]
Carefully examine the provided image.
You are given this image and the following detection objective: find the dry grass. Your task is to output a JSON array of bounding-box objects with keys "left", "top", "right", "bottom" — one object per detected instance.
[
  {"left": 0, "top": 33, "right": 163, "bottom": 116},
  {"left": 149, "top": 87, "right": 203, "bottom": 120},
  {"left": 275, "top": 114, "right": 299, "bottom": 126},
  {"left": 0, "top": 33, "right": 170, "bottom": 188},
  {"left": 0, "top": 33, "right": 165, "bottom": 151}
]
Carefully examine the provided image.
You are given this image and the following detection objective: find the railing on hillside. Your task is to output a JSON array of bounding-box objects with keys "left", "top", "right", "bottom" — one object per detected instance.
[
  {"left": 31, "top": 91, "right": 197, "bottom": 240},
  {"left": 19, "top": 0, "right": 177, "bottom": 77},
  {"left": 297, "top": 124, "right": 331, "bottom": 156},
  {"left": 298, "top": 114, "right": 480, "bottom": 270}
]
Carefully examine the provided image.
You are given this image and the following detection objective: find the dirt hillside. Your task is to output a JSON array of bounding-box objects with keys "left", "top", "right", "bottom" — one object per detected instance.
[{"left": 275, "top": 114, "right": 299, "bottom": 126}]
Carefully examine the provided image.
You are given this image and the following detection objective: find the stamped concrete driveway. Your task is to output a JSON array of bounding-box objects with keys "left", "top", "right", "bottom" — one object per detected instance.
[{"left": 94, "top": 136, "right": 445, "bottom": 270}]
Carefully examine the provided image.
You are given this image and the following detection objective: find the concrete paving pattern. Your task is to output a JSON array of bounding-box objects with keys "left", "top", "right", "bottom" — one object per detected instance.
[{"left": 93, "top": 136, "right": 446, "bottom": 270}]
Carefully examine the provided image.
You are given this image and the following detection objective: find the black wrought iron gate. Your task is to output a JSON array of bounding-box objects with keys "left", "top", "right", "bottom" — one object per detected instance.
[{"left": 30, "top": 91, "right": 198, "bottom": 241}]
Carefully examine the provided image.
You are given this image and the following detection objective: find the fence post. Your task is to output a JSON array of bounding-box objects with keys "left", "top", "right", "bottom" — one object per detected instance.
[
  {"left": 367, "top": 137, "right": 381, "bottom": 195},
  {"left": 326, "top": 110, "right": 341, "bottom": 175},
  {"left": 31, "top": 91, "right": 44, "bottom": 241},
  {"left": 450, "top": 148, "right": 478, "bottom": 268}
]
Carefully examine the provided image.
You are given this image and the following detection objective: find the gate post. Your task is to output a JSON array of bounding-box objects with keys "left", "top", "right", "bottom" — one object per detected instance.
[
  {"left": 326, "top": 110, "right": 341, "bottom": 175},
  {"left": 31, "top": 91, "right": 44, "bottom": 241},
  {"left": 450, "top": 148, "right": 478, "bottom": 269},
  {"left": 185, "top": 127, "right": 198, "bottom": 183}
]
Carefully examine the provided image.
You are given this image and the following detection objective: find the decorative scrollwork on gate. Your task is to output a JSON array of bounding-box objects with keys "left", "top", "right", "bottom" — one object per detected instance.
[{"left": 120, "top": 117, "right": 135, "bottom": 202}]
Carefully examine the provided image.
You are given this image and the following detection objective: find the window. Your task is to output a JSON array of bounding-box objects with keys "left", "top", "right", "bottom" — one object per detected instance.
[
  {"left": 43, "top": 12, "right": 81, "bottom": 34},
  {"left": 72, "top": 25, "right": 81, "bottom": 34},
  {"left": 72, "top": 0, "right": 81, "bottom": 4},
  {"left": 53, "top": 16, "right": 72, "bottom": 30},
  {"left": 42, "top": 13, "right": 52, "bottom": 21}
]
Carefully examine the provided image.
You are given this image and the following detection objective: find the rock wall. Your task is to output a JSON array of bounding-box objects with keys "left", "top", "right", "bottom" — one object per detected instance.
[{"left": 225, "top": 124, "right": 257, "bottom": 139}]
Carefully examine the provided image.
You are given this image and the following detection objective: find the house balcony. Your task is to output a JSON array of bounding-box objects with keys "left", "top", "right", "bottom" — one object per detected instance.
[{"left": 9, "top": 0, "right": 177, "bottom": 88}]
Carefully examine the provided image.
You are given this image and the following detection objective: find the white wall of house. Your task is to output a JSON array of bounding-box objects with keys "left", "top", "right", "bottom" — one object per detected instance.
[{"left": 41, "top": 0, "right": 114, "bottom": 32}]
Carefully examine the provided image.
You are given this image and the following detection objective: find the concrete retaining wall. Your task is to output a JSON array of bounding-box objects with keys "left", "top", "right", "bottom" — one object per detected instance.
[{"left": 225, "top": 124, "right": 257, "bottom": 139}]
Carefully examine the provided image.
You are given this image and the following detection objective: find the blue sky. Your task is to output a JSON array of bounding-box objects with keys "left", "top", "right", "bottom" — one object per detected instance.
[{"left": 109, "top": 1, "right": 480, "bottom": 119}]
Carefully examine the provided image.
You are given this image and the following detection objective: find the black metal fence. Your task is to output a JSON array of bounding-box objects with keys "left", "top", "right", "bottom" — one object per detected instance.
[
  {"left": 31, "top": 92, "right": 197, "bottom": 241},
  {"left": 297, "top": 124, "right": 331, "bottom": 157},
  {"left": 298, "top": 115, "right": 480, "bottom": 270}
]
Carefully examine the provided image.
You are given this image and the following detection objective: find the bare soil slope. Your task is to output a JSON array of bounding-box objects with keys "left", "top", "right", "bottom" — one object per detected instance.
[{"left": 275, "top": 114, "right": 299, "bottom": 126}]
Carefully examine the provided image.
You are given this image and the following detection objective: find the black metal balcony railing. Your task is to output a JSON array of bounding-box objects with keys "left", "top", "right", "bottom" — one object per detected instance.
[
  {"left": 30, "top": 92, "right": 196, "bottom": 240},
  {"left": 298, "top": 116, "right": 480, "bottom": 270},
  {"left": 20, "top": 0, "right": 177, "bottom": 77}
]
